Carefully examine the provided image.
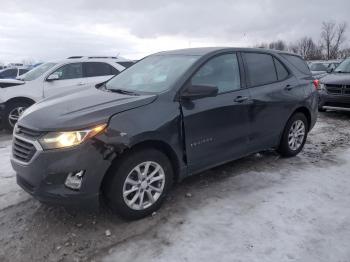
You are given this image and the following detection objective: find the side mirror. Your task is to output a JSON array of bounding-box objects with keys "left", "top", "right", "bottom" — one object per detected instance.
[
  {"left": 181, "top": 84, "right": 218, "bottom": 100},
  {"left": 327, "top": 68, "right": 334, "bottom": 73},
  {"left": 47, "top": 73, "right": 60, "bottom": 81}
]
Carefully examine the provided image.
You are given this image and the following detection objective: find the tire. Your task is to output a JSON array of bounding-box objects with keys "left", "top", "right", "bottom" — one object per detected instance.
[
  {"left": 103, "top": 148, "right": 174, "bottom": 220},
  {"left": 277, "top": 113, "right": 308, "bottom": 157},
  {"left": 3, "top": 101, "right": 32, "bottom": 131}
]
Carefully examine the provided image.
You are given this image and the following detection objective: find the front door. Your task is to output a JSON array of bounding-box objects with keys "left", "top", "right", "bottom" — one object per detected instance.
[
  {"left": 180, "top": 53, "right": 252, "bottom": 173},
  {"left": 43, "top": 62, "right": 87, "bottom": 98}
]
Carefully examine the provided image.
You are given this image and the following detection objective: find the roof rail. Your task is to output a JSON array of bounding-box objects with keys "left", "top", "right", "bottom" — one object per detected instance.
[
  {"left": 67, "top": 56, "right": 119, "bottom": 59},
  {"left": 87, "top": 56, "right": 118, "bottom": 59}
]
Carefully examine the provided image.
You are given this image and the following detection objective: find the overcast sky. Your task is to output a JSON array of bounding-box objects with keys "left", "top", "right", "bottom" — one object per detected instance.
[{"left": 0, "top": 0, "right": 349, "bottom": 64}]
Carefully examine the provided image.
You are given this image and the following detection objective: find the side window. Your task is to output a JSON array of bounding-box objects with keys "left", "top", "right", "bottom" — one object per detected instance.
[
  {"left": 19, "top": 69, "right": 29, "bottom": 75},
  {"left": 191, "top": 54, "right": 241, "bottom": 93},
  {"left": 244, "top": 53, "right": 277, "bottom": 87},
  {"left": 52, "top": 63, "right": 83, "bottom": 80},
  {"left": 274, "top": 58, "right": 289, "bottom": 80},
  {"left": 117, "top": 61, "right": 135, "bottom": 69},
  {"left": 84, "top": 62, "right": 118, "bottom": 77},
  {"left": 281, "top": 54, "right": 310, "bottom": 75},
  {"left": 2, "top": 69, "right": 18, "bottom": 78}
]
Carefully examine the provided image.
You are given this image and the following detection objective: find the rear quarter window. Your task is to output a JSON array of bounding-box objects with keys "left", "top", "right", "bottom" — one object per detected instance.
[{"left": 281, "top": 54, "right": 311, "bottom": 75}]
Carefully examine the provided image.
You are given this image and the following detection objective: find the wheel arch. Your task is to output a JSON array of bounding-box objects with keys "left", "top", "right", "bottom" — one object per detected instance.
[
  {"left": 5, "top": 97, "right": 36, "bottom": 107},
  {"left": 291, "top": 106, "right": 311, "bottom": 131},
  {"left": 101, "top": 139, "right": 182, "bottom": 194}
]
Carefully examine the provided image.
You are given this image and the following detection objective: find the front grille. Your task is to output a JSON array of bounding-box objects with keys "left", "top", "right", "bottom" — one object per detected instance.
[
  {"left": 326, "top": 84, "right": 350, "bottom": 95},
  {"left": 325, "top": 84, "right": 342, "bottom": 95},
  {"left": 12, "top": 137, "right": 37, "bottom": 163},
  {"left": 15, "top": 125, "right": 44, "bottom": 139},
  {"left": 344, "top": 85, "right": 350, "bottom": 95}
]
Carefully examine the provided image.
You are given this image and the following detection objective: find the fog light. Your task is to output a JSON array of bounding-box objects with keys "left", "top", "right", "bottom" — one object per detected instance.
[{"left": 65, "top": 170, "right": 85, "bottom": 190}]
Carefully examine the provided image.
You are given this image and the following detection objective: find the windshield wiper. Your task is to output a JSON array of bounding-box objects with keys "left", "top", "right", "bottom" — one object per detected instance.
[
  {"left": 335, "top": 71, "right": 350, "bottom": 73},
  {"left": 107, "top": 88, "right": 139, "bottom": 96}
]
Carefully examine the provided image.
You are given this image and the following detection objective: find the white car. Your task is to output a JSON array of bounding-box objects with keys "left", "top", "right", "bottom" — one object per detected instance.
[{"left": 0, "top": 56, "right": 134, "bottom": 130}]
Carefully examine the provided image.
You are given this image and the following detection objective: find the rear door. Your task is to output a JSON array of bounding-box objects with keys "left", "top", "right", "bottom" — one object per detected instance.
[
  {"left": 82, "top": 62, "right": 120, "bottom": 87},
  {"left": 181, "top": 53, "right": 252, "bottom": 172},
  {"left": 43, "top": 62, "right": 84, "bottom": 97},
  {"left": 242, "top": 52, "right": 302, "bottom": 151}
]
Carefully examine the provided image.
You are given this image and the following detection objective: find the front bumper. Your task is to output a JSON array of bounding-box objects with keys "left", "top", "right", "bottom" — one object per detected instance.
[
  {"left": 319, "top": 90, "right": 350, "bottom": 109},
  {"left": 11, "top": 136, "right": 113, "bottom": 210}
]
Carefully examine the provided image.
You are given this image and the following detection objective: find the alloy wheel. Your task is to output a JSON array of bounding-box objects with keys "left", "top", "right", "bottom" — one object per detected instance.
[
  {"left": 288, "top": 120, "right": 305, "bottom": 151},
  {"left": 123, "top": 161, "right": 165, "bottom": 210},
  {"left": 8, "top": 107, "right": 27, "bottom": 127}
]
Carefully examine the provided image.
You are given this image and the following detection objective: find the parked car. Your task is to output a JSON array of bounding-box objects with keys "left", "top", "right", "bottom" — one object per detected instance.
[
  {"left": 308, "top": 60, "right": 342, "bottom": 79},
  {"left": 11, "top": 47, "right": 318, "bottom": 220},
  {"left": 0, "top": 67, "right": 29, "bottom": 79},
  {"left": 325, "top": 60, "right": 342, "bottom": 72},
  {"left": 308, "top": 61, "right": 328, "bottom": 78},
  {"left": 0, "top": 56, "right": 134, "bottom": 130},
  {"left": 318, "top": 57, "right": 350, "bottom": 111}
]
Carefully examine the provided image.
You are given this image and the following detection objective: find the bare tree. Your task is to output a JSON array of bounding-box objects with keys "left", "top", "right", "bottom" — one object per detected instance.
[
  {"left": 287, "top": 37, "right": 323, "bottom": 60},
  {"left": 330, "top": 22, "right": 347, "bottom": 59},
  {"left": 321, "top": 21, "right": 347, "bottom": 59},
  {"left": 268, "top": 40, "right": 287, "bottom": 51}
]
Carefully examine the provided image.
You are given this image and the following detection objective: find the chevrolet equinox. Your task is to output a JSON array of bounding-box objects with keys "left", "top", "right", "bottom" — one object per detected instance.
[{"left": 11, "top": 48, "right": 318, "bottom": 220}]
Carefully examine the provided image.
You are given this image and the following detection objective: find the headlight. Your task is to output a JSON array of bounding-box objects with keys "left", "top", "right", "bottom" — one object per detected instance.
[
  {"left": 39, "top": 123, "right": 107, "bottom": 150},
  {"left": 319, "top": 83, "right": 326, "bottom": 90}
]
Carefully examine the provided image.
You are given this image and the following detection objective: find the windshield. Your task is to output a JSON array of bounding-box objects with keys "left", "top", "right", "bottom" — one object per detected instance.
[
  {"left": 21, "top": 62, "right": 57, "bottom": 81},
  {"left": 309, "top": 63, "right": 327, "bottom": 71},
  {"left": 105, "top": 55, "right": 198, "bottom": 93},
  {"left": 335, "top": 59, "right": 350, "bottom": 73}
]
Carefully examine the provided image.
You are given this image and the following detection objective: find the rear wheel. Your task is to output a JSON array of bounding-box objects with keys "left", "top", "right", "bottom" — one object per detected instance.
[
  {"left": 4, "top": 102, "right": 32, "bottom": 131},
  {"left": 103, "top": 148, "right": 173, "bottom": 220},
  {"left": 278, "top": 113, "right": 308, "bottom": 157}
]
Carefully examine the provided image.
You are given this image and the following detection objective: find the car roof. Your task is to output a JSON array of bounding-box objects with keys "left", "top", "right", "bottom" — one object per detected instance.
[{"left": 154, "top": 47, "right": 300, "bottom": 57}]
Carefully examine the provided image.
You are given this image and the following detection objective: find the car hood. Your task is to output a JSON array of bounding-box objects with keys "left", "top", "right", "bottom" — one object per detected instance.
[
  {"left": 321, "top": 73, "right": 350, "bottom": 85},
  {"left": 0, "top": 79, "right": 25, "bottom": 88},
  {"left": 19, "top": 88, "right": 157, "bottom": 131}
]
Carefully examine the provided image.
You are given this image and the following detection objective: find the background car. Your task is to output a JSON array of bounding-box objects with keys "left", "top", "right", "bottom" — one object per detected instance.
[
  {"left": 0, "top": 56, "right": 134, "bottom": 130},
  {"left": 318, "top": 57, "right": 350, "bottom": 112},
  {"left": 0, "top": 67, "right": 30, "bottom": 79},
  {"left": 308, "top": 60, "right": 343, "bottom": 79}
]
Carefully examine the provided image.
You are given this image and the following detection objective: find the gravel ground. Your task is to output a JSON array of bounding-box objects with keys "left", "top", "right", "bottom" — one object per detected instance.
[{"left": 0, "top": 112, "right": 350, "bottom": 262}]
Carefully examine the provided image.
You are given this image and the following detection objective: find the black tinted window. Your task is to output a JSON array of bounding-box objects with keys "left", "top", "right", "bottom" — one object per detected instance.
[
  {"left": 1, "top": 69, "right": 17, "bottom": 78},
  {"left": 274, "top": 58, "right": 289, "bottom": 80},
  {"left": 117, "top": 61, "right": 135, "bottom": 69},
  {"left": 281, "top": 54, "right": 310, "bottom": 75},
  {"left": 19, "top": 69, "right": 29, "bottom": 75},
  {"left": 53, "top": 63, "right": 83, "bottom": 80},
  {"left": 84, "top": 62, "right": 117, "bottom": 77},
  {"left": 191, "top": 54, "right": 241, "bottom": 93},
  {"left": 244, "top": 53, "right": 277, "bottom": 86}
]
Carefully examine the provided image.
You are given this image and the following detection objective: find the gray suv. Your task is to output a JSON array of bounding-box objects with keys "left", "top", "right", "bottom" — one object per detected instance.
[{"left": 11, "top": 48, "right": 318, "bottom": 220}]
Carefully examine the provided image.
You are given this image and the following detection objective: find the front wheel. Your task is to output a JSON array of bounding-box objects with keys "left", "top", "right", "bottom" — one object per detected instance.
[
  {"left": 4, "top": 102, "right": 31, "bottom": 131},
  {"left": 278, "top": 113, "right": 308, "bottom": 157},
  {"left": 103, "top": 148, "right": 173, "bottom": 220}
]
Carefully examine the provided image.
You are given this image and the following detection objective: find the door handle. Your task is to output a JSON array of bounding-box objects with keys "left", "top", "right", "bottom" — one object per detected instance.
[
  {"left": 234, "top": 96, "right": 249, "bottom": 103},
  {"left": 77, "top": 82, "right": 85, "bottom": 86},
  {"left": 284, "top": 84, "right": 293, "bottom": 91}
]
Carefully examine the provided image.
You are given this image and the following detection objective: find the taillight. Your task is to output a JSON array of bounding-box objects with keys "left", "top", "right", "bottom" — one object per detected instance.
[{"left": 313, "top": 79, "right": 319, "bottom": 90}]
